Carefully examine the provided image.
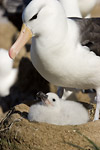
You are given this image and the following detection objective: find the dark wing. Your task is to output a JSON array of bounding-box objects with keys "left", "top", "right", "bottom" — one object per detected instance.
[{"left": 69, "top": 17, "right": 100, "bottom": 56}]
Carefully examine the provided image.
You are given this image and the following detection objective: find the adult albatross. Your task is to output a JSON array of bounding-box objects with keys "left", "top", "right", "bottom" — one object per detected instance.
[{"left": 9, "top": 0, "right": 100, "bottom": 120}]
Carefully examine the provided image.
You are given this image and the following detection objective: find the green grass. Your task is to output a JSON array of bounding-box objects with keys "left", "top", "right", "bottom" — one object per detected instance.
[{"left": 66, "top": 131, "right": 100, "bottom": 150}]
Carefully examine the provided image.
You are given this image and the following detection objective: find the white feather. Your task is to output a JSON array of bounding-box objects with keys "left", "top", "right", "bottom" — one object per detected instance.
[
  {"left": 78, "top": 0, "right": 97, "bottom": 17},
  {"left": 28, "top": 92, "right": 89, "bottom": 125},
  {"left": 59, "top": 0, "right": 97, "bottom": 17},
  {"left": 0, "top": 48, "right": 18, "bottom": 96}
]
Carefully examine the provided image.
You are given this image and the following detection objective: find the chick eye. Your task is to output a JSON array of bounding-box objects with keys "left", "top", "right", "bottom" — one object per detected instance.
[
  {"left": 29, "top": 13, "right": 38, "bottom": 21},
  {"left": 52, "top": 98, "right": 56, "bottom": 102}
]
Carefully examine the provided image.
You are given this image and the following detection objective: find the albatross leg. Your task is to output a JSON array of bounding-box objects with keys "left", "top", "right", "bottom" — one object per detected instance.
[
  {"left": 94, "top": 89, "right": 100, "bottom": 121},
  {"left": 57, "top": 87, "right": 64, "bottom": 98},
  {"left": 57, "top": 87, "right": 73, "bottom": 99},
  {"left": 57, "top": 87, "right": 78, "bottom": 100}
]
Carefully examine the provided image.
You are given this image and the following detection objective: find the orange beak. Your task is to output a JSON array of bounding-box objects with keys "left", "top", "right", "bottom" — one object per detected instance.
[{"left": 9, "top": 24, "right": 33, "bottom": 59}]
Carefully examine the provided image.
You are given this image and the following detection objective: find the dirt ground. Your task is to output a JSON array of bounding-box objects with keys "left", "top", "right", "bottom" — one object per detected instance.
[
  {"left": 0, "top": 3, "right": 100, "bottom": 150},
  {"left": 0, "top": 104, "right": 100, "bottom": 150}
]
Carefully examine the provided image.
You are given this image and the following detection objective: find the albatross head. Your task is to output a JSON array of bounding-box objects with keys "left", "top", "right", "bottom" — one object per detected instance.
[
  {"left": 37, "top": 91, "right": 60, "bottom": 107},
  {"left": 46, "top": 92, "right": 60, "bottom": 107},
  {"left": 9, "top": 0, "right": 66, "bottom": 59}
]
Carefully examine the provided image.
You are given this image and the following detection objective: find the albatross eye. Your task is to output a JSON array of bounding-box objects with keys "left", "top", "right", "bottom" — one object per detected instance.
[
  {"left": 52, "top": 98, "right": 56, "bottom": 102},
  {"left": 29, "top": 13, "right": 38, "bottom": 21}
]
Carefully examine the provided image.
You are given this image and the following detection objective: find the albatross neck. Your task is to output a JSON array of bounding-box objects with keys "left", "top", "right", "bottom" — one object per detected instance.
[{"left": 34, "top": 2, "right": 68, "bottom": 49}]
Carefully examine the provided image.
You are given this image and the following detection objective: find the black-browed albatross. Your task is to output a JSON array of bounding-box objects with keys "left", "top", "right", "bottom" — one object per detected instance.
[
  {"left": 57, "top": 0, "right": 97, "bottom": 98},
  {"left": 9, "top": 0, "right": 100, "bottom": 120}
]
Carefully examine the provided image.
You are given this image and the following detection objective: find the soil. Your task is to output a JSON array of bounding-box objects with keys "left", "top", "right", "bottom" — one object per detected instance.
[
  {"left": 0, "top": 3, "right": 100, "bottom": 150},
  {"left": 0, "top": 104, "right": 100, "bottom": 150}
]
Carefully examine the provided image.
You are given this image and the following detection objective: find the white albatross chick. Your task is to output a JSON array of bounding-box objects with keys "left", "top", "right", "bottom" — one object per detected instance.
[
  {"left": 28, "top": 92, "right": 89, "bottom": 125},
  {"left": 9, "top": 0, "right": 100, "bottom": 121},
  {"left": 0, "top": 48, "right": 18, "bottom": 96}
]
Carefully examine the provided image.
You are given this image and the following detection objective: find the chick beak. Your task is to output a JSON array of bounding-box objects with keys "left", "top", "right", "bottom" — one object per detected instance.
[
  {"left": 9, "top": 24, "right": 33, "bottom": 59},
  {"left": 36, "top": 91, "right": 48, "bottom": 101},
  {"left": 36, "top": 92, "right": 52, "bottom": 106}
]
